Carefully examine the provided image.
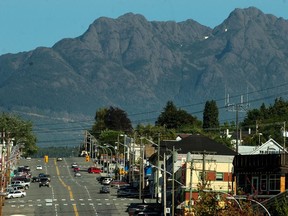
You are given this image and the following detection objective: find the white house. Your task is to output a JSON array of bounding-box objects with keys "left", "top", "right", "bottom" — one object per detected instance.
[{"left": 238, "top": 138, "right": 287, "bottom": 155}]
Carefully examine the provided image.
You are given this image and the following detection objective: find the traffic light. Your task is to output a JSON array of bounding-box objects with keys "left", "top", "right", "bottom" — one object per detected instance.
[
  {"left": 85, "top": 155, "right": 90, "bottom": 162},
  {"left": 44, "top": 155, "right": 48, "bottom": 163}
]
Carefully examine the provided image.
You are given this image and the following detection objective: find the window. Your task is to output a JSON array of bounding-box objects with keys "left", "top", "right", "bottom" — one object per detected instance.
[
  {"left": 260, "top": 175, "right": 267, "bottom": 191},
  {"left": 269, "top": 174, "right": 280, "bottom": 191},
  {"left": 216, "top": 172, "right": 224, "bottom": 181}
]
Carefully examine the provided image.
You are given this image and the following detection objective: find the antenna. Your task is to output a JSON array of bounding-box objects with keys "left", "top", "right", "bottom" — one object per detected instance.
[{"left": 225, "top": 88, "right": 250, "bottom": 154}]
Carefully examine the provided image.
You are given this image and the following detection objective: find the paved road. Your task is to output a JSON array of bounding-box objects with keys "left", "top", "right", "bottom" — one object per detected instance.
[{"left": 3, "top": 157, "right": 150, "bottom": 216}]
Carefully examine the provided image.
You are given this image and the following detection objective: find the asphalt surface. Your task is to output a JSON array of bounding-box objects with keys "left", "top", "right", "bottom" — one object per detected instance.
[{"left": 2, "top": 157, "right": 153, "bottom": 216}]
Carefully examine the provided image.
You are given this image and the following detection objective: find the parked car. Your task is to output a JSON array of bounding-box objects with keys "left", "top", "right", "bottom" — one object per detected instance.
[
  {"left": 71, "top": 163, "right": 78, "bottom": 168},
  {"left": 57, "top": 157, "right": 63, "bottom": 161},
  {"left": 117, "top": 188, "right": 139, "bottom": 197},
  {"left": 39, "top": 177, "right": 50, "bottom": 187},
  {"left": 74, "top": 172, "right": 81, "bottom": 177},
  {"left": 11, "top": 180, "right": 30, "bottom": 190},
  {"left": 97, "top": 175, "right": 112, "bottom": 182},
  {"left": 36, "top": 165, "right": 43, "bottom": 170},
  {"left": 88, "top": 167, "right": 101, "bottom": 174},
  {"left": 12, "top": 176, "right": 31, "bottom": 183},
  {"left": 73, "top": 167, "right": 80, "bottom": 172},
  {"left": 8, "top": 185, "right": 25, "bottom": 192},
  {"left": 6, "top": 190, "right": 26, "bottom": 199},
  {"left": 100, "top": 186, "right": 110, "bottom": 194},
  {"left": 101, "top": 177, "right": 113, "bottom": 185},
  {"left": 24, "top": 165, "right": 31, "bottom": 171},
  {"left": 110, "top": 180, "right": 129, "bottom": 188}
]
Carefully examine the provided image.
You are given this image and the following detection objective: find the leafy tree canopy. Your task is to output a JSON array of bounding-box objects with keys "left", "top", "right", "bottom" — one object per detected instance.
[
  {"left": 0, "top": 113, "right": 37, "bottom": 156},
  {"left": 91, "top": 106, "right": 133, "bottom": 138},
  {"left": 242, "top": 97, "right": 288, "bottom": 145}
]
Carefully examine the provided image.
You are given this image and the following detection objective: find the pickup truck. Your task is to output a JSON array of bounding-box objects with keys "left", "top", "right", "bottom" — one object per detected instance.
[{"left": 11, "top": 180, "right": 30, "bottom": 190}]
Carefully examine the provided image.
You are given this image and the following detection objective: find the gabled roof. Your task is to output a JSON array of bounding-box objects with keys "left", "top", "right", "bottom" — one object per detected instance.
[
  {"left": 161, "top": 134, "right": 237, "bottom": 156},
  {"left": 239, "top": 138, "right": 287, "bottom": 155}
]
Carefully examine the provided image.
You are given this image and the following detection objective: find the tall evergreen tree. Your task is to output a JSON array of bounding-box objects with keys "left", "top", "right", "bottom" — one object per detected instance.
[
  {"left": 156, "top": 101, "right": 198, "bottom": 129},
  {"left": 203, "top": 100, "right": 219, "bottom": 130}
]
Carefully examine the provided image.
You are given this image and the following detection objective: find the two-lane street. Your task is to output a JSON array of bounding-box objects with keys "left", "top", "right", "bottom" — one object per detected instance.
[{"left": 3, "top": 157, "right": 143, "bottom": 216}]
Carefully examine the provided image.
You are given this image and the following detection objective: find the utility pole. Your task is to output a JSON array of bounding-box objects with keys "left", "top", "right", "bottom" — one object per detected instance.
[
  {"left": 0, "top": 131, "right": 5, "bottom": 216},
  {"left": 172, "top": 146, "right": 175, "bottom": 216},
  {"left": 163, "top": 152, "right": 167, "bottom": 216},
  {"left": 156, "top": 133, "right": 160, "bottom": 203},
  {"left": 187, "top": 150, "right": 216, "bottom": 213},
  {"left": 186, "top": 152, "right": 193, "bottom": 214},
  {"left": 225, "top": 93, "right": 249, "bottom": 154},
  {"left": 284, "top": 121, "right": 286, "bottom": 164},
  {"left": 139, "top": 138, "right": 142, "bottom": 201}
]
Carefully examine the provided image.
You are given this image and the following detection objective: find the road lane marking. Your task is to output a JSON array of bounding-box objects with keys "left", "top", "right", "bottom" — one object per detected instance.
[
  {"left": 54, "top": 159, "right": 79, "bottom": 216},
  {"left": 72, "top": 204, "right": 79, "bottom": 216}
]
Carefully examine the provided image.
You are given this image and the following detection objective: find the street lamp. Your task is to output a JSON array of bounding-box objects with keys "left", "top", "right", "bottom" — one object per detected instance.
[
  {"left": 115, "top": 141, "right": 128, "bottom": 175},
  {"left": 97, "top": 146, "right": 108, "bottom": 174},
  {"left": 142, "top": 135, "right": 161, "bottom": 203},
  {"left": 258, "top": 133, "right": 262, "bottom": 145},
  {"left": 104, "top": 144, "right": 114, "bottom": 174},
  {"left": 235, "top": 196, "right": 271, "bottom": 216}
]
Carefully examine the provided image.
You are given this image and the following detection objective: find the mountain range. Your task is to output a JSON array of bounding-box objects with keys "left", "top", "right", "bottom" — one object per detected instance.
[{"left": 1, "top": 7, "right": 288, "bottom": 147}]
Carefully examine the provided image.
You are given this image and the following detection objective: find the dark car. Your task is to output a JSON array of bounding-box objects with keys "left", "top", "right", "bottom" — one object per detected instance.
[
  {"left": 38, "top": 173, "right": 51, "bottom": 182},
  {"left": 117, "top": 188, "right": 139, "bottom": 197},
  {"left": 71, "top": 163, "right": 78, "bottom": 168},
  {"left": 100, "top": 186, "right": 110, "bottom": 194},
  {"left": 32, "top": 176, "right": 40, "bottom": 182},
  {"left": 12, "top": 176, "right": 31, "bottom": 183},
  {"left": 39, "top": 177, "right": 50, "bottom": 187}
]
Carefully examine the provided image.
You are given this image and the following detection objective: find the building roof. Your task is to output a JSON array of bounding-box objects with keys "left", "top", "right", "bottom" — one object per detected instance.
[
  {"left": 238, "top": 138, "right": 287, "bottom": 155},
  {"left": 161, "top": 134, "right": 237, "bottom": 156}
]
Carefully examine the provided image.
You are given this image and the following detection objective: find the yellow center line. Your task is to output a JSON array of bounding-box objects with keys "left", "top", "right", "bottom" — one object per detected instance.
[{"left": 54, "top": 159, "right": 78, "bottom": 216}]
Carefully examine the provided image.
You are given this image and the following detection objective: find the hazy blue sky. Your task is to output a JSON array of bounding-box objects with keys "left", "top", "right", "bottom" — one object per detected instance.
[{"left": 1, "top": 0, "right": 287, "bottom": 55}]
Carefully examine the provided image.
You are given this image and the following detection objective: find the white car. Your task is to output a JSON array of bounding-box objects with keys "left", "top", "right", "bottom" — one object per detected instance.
[
  {"left": 101, "top": 177, "right": 113, "bottom": 185},
  {"left": 6, "top": 190, "right": 26, "bottom": 199},
  {"left": 36, "top": 165, "right": 43, "bottom": 170},
  {"left": 74, "top": 172, "right": 81, "bottom": 177}
]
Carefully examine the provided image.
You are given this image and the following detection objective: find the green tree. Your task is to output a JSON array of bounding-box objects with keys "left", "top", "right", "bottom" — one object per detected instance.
[
  {"left": 203, "top": 100, "right": 219, "bottom": 130},
  {"left": 155, "top": 101, "right": 199, "bottom": 129},
  {"left": 134, "top": 123, "right": 176, "bottom": 141},
  {"left": 192, "top": 189, "right": 261, "bottom": 216},
  {"left": 91, "top": 107, "right": 108, "bottom": 137},
  {"left": 242, "top": 97, "right": 288, "bottom": 144},
  {"left": 0, "top": 113, "right": 37, "bottom": 156},
  {"left": 91, "top": 106, "right": 133, "bottom": 137},
  {"left": 104, "top": 106, "right": 132, "bottom": 132}
]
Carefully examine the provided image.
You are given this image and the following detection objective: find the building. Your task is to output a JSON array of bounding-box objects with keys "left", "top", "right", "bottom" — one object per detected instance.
[
  {"left": 233, "top": 138, "right": 288, "bottom": 197},
  {"left": 149, "top": 134, "right": 237, "bottom": 213}
]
